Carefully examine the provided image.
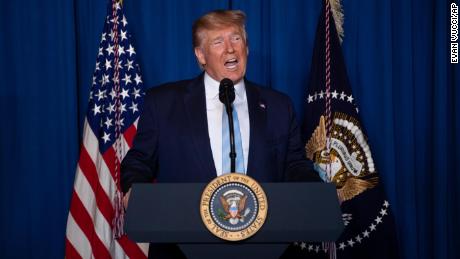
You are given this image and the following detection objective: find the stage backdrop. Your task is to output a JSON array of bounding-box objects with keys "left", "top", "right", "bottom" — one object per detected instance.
[{"left": 0, "top": 0, "right": 458, "bottom": 258}]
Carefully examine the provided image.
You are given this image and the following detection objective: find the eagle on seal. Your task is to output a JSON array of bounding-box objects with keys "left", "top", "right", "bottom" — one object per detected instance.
[
  {"left": 306, "top": 115, "right": 378, "bottom": 202},
  {"left": 220, "top": 195, "right": 248, "bottom": 221}
]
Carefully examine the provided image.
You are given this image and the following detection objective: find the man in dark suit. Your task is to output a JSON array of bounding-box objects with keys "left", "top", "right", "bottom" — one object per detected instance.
[{"left": 121, "top": 9, "right": 320, "bottom": 258}]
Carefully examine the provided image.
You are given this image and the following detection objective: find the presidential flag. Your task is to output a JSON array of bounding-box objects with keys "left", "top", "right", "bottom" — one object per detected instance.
[
  {"left": 65, "top": 1, "right": 148, "bottom": 258},
  {"left": 285, "top": 1, "right": 399, "bottom": 258}
]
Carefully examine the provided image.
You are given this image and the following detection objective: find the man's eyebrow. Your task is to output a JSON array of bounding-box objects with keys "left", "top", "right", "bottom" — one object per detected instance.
[{"left": 211, "top": 36, "right": 224, "bottom": 41}]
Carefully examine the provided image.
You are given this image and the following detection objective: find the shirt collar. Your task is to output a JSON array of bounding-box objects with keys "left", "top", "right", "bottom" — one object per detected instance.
[{"left": 204, "top": 72, "right": 245, "bottom": 101}]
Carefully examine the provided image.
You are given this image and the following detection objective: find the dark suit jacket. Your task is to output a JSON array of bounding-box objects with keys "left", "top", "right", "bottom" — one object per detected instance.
[{"left": 121, "top": 74, "right": 320, "bottom": 193}]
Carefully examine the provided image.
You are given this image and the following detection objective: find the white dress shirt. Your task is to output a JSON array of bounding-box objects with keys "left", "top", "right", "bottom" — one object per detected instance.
[{"left": 204, "top": 73, "right": 250, "bottom": 176}]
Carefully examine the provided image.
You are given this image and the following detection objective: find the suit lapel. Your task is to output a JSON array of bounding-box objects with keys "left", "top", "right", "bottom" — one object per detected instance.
[
  {"left": 183, "top": 74, "right": 216, "bottom": 181},
  {"left": 245, "top": 81, "right": 267, "bottom": 177}
]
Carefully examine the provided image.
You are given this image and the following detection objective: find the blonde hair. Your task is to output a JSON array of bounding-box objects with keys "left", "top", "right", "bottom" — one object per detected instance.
[{"left": 192, "top": 10, "right": 247, "bottom": 48}]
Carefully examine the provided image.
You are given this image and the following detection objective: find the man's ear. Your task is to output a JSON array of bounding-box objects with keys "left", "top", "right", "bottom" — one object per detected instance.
[{"left": 194, "top": 47, "right": 206, "bottom": 66}]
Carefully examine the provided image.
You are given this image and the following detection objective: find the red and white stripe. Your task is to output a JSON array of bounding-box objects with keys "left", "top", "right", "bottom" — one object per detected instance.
[{"left": 65, "top": 119, "right": 148, "bottom": 258}]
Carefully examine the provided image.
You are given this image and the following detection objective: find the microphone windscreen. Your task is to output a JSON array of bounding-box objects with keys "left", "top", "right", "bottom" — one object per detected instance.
[{"left": 219, "top": 78, "right": 235, "bottom": 104}]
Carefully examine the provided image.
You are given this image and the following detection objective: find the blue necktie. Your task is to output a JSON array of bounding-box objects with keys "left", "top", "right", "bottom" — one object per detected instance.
[{"left": 222, "top": 105, "right": 245, "bottom": 174}]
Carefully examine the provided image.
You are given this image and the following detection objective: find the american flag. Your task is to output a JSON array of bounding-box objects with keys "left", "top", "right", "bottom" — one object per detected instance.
[{"left": 65, "top": 1, "right": 148, "bottom": 258}]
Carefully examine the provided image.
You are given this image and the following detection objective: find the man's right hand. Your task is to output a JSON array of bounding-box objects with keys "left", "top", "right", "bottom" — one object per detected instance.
[{"left": 123, "top": 188, "right": 132, "bottom": 210}]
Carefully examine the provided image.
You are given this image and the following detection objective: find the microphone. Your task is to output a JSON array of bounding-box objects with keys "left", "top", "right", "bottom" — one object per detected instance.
[
  {"left": 219, "top": 78, "right": 235, "bottom": 105},
  {"left": 219, "top": 78, "right": 237, "bottom": 173}
]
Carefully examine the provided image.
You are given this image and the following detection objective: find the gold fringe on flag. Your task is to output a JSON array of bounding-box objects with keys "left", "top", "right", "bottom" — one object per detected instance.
[{"left": 329, "top": 0, "right": 344, "bottom": 43}]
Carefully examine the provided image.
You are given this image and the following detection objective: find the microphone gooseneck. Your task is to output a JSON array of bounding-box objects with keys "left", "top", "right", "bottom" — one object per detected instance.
[{"left": 219, "top": 78, "right": 237, "bottom": 173}]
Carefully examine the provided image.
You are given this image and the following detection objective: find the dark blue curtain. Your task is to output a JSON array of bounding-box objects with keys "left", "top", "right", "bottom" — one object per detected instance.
[
  {"left": 0, "top": 0, "right": 79, "bottom": 258},
  {"left": 0, "top": 0, "right": 458, "bottom": 258}
]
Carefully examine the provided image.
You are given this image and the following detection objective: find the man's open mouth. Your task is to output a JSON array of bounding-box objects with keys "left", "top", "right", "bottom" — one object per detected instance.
[{"left": 224, "top": 58, "right": 238, "bottom": 69}]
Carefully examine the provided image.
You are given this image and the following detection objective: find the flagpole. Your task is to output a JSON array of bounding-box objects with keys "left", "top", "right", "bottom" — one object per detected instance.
[
  {"left": 324, "top": 1, "right": 338, "bottom": 259},
  {"left": 111, "top": 0, "right": 125, "bottom": 239},
  {"left": 324, "top": 0, "right": 332, "bottom": 182}
]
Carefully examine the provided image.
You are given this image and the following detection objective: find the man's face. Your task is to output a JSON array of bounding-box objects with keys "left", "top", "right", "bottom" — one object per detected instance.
[{"left": 194, "top": 26, "right": 248, "bottom": 83}]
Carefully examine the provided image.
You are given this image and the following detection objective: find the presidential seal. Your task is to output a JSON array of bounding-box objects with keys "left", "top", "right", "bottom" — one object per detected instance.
[{"left": 200, "top": 174, "right": 268, "bottom": 241}]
